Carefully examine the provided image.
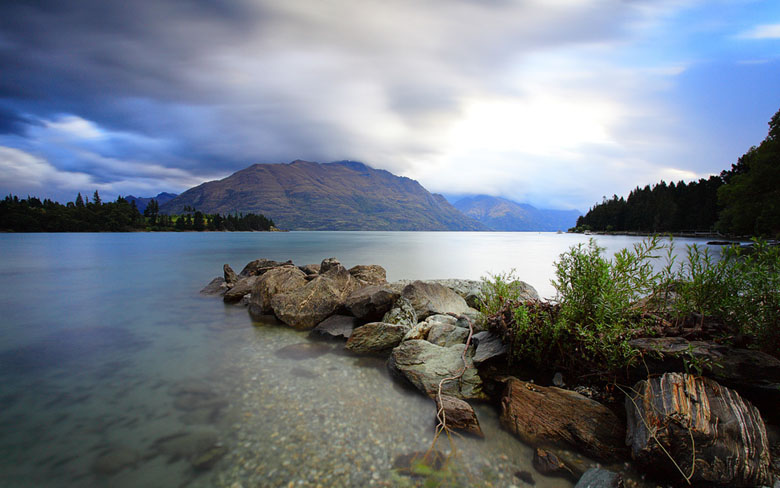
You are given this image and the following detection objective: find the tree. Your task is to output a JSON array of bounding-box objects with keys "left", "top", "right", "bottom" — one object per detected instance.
[
  {"left": 143, "top": 199, "right": 159, "bottom": 226},
  {"left": 75, "top": 193, "right": 84, "bottom": 208},
  {"left": 93, "top": 190, "right": 102, "bottom": 205}
]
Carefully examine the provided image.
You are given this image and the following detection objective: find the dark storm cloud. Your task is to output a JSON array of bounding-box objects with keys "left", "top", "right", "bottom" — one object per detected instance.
[{"left": 0, "top": 106, "right": 39, "bottom": 135}]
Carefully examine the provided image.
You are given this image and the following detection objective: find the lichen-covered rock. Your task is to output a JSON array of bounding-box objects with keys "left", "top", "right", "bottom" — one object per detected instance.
[
  {"left": 401, "top": 281, "right": 471, "bottom": 320},
  {"left": 348, "top": 264, "right": 387, "bottom": 286},
  {"left": 310, "top": 315, "right": 358, "bottom": 340},
  {"left": 248, "top": 265, "right": 307, "bottom": 316},
  {"left": 427, "top": 321, "right": 469, "bottom": 347},
  {"left": 382, "top": 297, "right": 417, "bottom": 328},
  {"left": 625, "top": 372, "right": 772, "bottom": 486},
  {"left": 344, "top": 285, "right": 399, "bottom": 322},
  {"left": 435, "top": 395, "right": 483, "bottom": 437},
  {"left": 345, "top": 322, "right": 409, "bottom": 354},
  {"left": 499, "top": 377, "right": 626, "bottom": 461},
  {"left": 388, "top": 339, "right": 483, "bottom": 399},
  {"left": 270, "top": 264, "right": 359, "bottom": 329},
  {"left": 239, "top": 258, "right": 292, "bottom": 277},
  {"left": 222, "top": 276, "right": 258, "bottom": 303}
]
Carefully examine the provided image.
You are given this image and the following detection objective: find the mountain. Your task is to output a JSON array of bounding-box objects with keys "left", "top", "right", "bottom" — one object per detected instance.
[
  {"left": 159, "top": 160, "right": 487, "bottom": 231},
  {"left": 453, "top": 195, "right": 580, "bottom": 231},
  {"left": 125, "top": 192, "right": 178, "bottom": 213}
]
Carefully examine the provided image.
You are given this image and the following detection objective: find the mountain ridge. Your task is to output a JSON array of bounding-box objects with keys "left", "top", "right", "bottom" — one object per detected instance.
[{"left": 453, "top": 195, "right": 580, "bottom": 231}]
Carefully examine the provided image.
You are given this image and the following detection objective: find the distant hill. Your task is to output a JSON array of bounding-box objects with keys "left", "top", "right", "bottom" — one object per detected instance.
[
  {"left": 125, "top": 192, "right": 178, "bottom": 213},
  {"left": 159, "top": 160, "right": 487, "bottom": 231},
  {"left": 453, "top": 195, "right": 580, "bottom": 231}
]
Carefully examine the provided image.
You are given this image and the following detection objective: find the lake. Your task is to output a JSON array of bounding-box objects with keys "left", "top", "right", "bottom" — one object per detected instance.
[{"left": 0, "top": 232, "right": 724, "bottom": 487}]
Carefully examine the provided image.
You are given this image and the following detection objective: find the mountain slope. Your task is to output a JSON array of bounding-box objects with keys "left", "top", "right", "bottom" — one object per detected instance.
[
  {"left": 160, "top": 160, "right": 487, "bottom": 231},
  {"left": 125, "top": 192, "right": 178, "bottom": 213},
  {"left": 454, "top": 195, "right": 580, "bottom": 231}
]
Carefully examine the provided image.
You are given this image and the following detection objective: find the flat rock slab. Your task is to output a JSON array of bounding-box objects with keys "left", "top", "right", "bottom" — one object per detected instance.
[
  {"left": 499, "top": 377, "right": 626, "bottom": 461},
  {"left": 626, "top": 372, "right": 772, "bottom": 486}
]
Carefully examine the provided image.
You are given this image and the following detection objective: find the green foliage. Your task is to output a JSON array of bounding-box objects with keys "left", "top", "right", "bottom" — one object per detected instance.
[{"left": 479, "top": 269, "right": 529, "bottom": 317}]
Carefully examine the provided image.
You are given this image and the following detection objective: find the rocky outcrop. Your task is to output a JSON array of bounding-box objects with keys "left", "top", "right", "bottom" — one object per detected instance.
[
  {"left": 388, "top": 339, "right": 483, "bottom": 400},
  {"left": 348, "top": 264, "right": 387, "bottom": 286},
  {"left": 625, "top": 372, "right": 772, "bottom": 486},
  {"left": 345, "top": 322, "right": 409, "bottom": 354},
  {"left": 435, "top": 395, "right": 483, "bottom": 438},
  {"left": 310, "top": 315, "right": 357, "bottom": 340},
  {"left": 401, "top": 281, "right": 472, "bottom": 319},
  {"left": 200, "top": 277, "right": 228, "bottom": 295},
  {"left": 223, "top": 264, "right": 238, "bottom": 284},
  {"left": 344, "top": 285, "right": 399, "bottom": 322},
  {"left": 382, "top": 297, "right": 417, "bottom": 328},
  {"left": 499, "top": 377, "right": 626, "bottom": 461},
  {"left": 471, "top": 331, "right": 506, "bottom": 364},
  {"left": 270, "top": 260, "right": 359, "bottom": 329},
  {"left": 248, "top": 265, "right": 307, "bottom": 316},
  {"left": 223, "top": 276, "right": 258, "bottom": 303}
]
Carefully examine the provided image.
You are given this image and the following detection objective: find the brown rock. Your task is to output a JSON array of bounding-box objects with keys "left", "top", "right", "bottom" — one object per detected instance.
[
  {"left": 345, "top": 322, "right": 409, "bottom": 354},
  {"left": 239, "top": 258, "right": 292, "bottom": 277},
  {"left": 625, "top": 372, "right": 772, "bottom": 486},
  {"left": 223, "top": 264, "right": 238, "bottom": 284},
  {"left": 200, "top": 276, "right": 228, "bottom": 295},
  {"left": 310, "top": 315, "right": 358, "bottom": 340},
  {"left": 499, "top": 377, "right": 625, "bottom": 461},
  {"left": 349, "top": 264, "right": 387, "bottom": 285},
  {"left": 222, "top": 276, "right": 258, "bottom": 303},
  {"left": 248, "top": 265, "right": 307, "bottom": 316},
  {"left": 402, "top": 280, "right": 471, "bottom": 320},
  {"left": 298, "top": 263, "right": 321, "bottom": 275},
  {"left": 435, "top": 395, "right": 483, "bottom": 437},
  {"left": 532, "top": 448, "right": 575, "bottom": 479},
  {"left": 344, "top": 285, "right": 400, "bottom": 321}
]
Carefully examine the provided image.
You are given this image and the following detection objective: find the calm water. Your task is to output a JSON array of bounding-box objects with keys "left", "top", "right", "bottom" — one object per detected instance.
[{"left": 0, "top": 232, "right": 723, "bottom": 487}]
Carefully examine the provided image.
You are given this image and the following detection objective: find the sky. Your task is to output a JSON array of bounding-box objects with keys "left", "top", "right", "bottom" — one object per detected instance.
[{"left": 1, "top": 0, "right": 779, "bottom": 211}]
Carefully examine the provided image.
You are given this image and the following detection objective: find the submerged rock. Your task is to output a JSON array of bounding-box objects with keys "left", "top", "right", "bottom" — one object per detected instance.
[
  {"left": 92, "top": 447, "right": 139, "bottom": 475},
  {"left": 499, "top": 377, "right": 625, "bottom": 461},
  {"left": 310, "top": 315, "right": 358, "bottom": 340},
  {"left": 346, "top": 322, "right": 409, "bottom": 354},
  {"left": 532, "top": 448, "right": 576, "bottom": 480},
  {"left": 150, "top": 429, "right": 225, "bottom": 469},
  {"left": 401, "top": 281, "right": 471, "bottom": 320},
  {"left": 435, "top": 394, "right": 483, "bottom": 437},
  {"left": 392, "top": 450, "right": 446, "bottom": 475},
  {"left": 625, "top": 372, "right": 772, "bottom": 486},
  {"left": 388, "top": 339, "right": 483, "bottom": 399},
  {"left": 274, "top": 342, "right": 332, "bottom": 360}
]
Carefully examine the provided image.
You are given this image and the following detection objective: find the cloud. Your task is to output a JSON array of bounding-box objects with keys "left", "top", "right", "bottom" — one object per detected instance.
[{"left": 737, "top": 23, "right": 780, "bottom": 39}]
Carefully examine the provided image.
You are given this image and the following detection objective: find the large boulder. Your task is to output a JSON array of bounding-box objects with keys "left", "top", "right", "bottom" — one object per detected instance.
[
  {"left": 345, "top": 322, "right": 409, "bottom": 354},
  {"left": 348, "top": 264, "right": 387, "bottom": 286},
  {"left": 388, "top": 339, "right": 484, "bottom": 400},
  {"left": 625, "top": 372, "right": 772, "bottom": 486},
  {"left": 344, "top": 285, "right": 400, "bottom": 322},
  {"left": 428, "top": 279, "right": 484, "bottom": 308},
  {"left": 427, "top": 321, "right": 469, "bottom": 347},
  {"left": 382, "top": 297, "right": 417, "bottom": 328},
  {"left": 435, "top": 395, "right": 483, "bottom": 438},
  {"left": 310, "top": 315, "right": 358, "bottom": 340},
  {"left": 499, "top": 377, "right": 626, "bottom": 461},
  {"left": 270, "top": 263, "right": 359, "bottom": 329},
  {"left": 401, "top": 281, "right": 472, "bottom": 320},
  {"left": 248, "top": 265, "right": 308, "bottom": 316},
  {"left": 239, "top": 258, "right": 292, "bottom": 277},
  {"left": 222, "top": 276, "right": 258, "bottom": 303}
]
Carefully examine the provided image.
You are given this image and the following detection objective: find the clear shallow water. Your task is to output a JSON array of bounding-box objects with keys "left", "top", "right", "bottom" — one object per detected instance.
[{"left": 0, "top": 232, "right": 723, "bottom": 487}]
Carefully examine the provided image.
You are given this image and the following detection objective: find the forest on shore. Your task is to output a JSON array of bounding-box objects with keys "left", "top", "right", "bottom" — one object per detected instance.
[
  {"left": 0, "top": 191, "right": 275, "bottom": 232},
  {"left": 574, "top": 108, "right": 780, "bottom": 237}
]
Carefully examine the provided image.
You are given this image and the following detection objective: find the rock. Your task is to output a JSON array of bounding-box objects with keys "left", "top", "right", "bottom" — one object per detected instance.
[
  {"left": 402, "top": 320, "right": 434, "bottom": 342},
  {"left": 427, "top": 279, "right": 484, "bottom": 308},
  {"left": 248, "top": 265, "right": 308, "bottom": 316},
  {"left": 388, "top": 339, "right": 484, "bottom": 399},
  {"left": 392, "top": 450, "right": 446, "bottom": 475},
  {"left": 200, "top": 276, "right": 228, "bottom": 295},
  {"left": 499, "top": 377, "right": 625, "bottom": 461},
  {"left": 92, "top": 447, "right": 138, "bottom": 475},
  {"left": 382, "top": 297, "right": 418, "bottom": 328},
  {"left": 346, "top": 322, "right": 409, "bottom": 354},
  {"left": 344, "top": 285, "right": 400, "bottom": 321},
  {"left": 574, "top": 468, "right": 622, "bottom": 488},
  {"left": 222, "top": 276, "right": 258, "bottom": 303},
  {"left": 625, "top": 372, "right": 772, "bottom": 486},
  {"left": 223, "top": 264, "right": 238, "bottom": 284},
  {"left": 239, "top": 258, "right": 293, "bottom": 277},
  {"left": 471, "top": 331, "right": 506, "bottom": 364},
  {"left": 151, "top": 429, "right": 221, "bottom": 465},
  {"left": 532, "top": 448, "right": 576, "bottom": 480},
  {"left": 191, "top": 444, "right": 227, "bottom": 470},
  {"left": 552, "top": 372, "right": 565, "bottom": 387},
  {"left": 170, "top": 382, "right": 228, "bottom": 414},
  {"left": 427, "top": 321, "right": 469, "bottom": 347},
  {"left": 348, "top": 264, "right": 387, "bottom": 285},
  {"left": 402, "top": 281, "right": 471, "bottom": 320},
  {"left": 514, "top": 470, "right": 536, "bottom": 485},
  {"left": 298, "top": 263, "right": 321, "bottom": 275},
  {"left": 274, "top": 342, "right": 332, "bottom": 360},
  {"left": 435, "top": 394, "right": 483, "bottom": 437},
  {"left": 319, "top": 257, "right": 341, "bottom": 274},
  {"left": 310, "top": 315, "right": 358, "bottom": 340},
  {"left": 270, "top": 264, "right": 359, "bottom": 329}
]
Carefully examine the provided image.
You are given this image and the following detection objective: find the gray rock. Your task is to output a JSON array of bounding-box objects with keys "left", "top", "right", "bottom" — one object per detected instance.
[
  {"left": 222, "top": 276, "right": 258, "bottom": 303},
  {"left": 471, "top": 331, "right": 506, "bottom": 364},
  {"left": 200, "top": 276, "right": 228, "bottom": 295},
  {"left": 427, "top": 322, "right": 469, "bottom": 347},
  {"left": 626, "top": 372, "right": 772, "bottom": 486},
  {"left": 319, "top": 257, "right": 341, "bottom": 274},
  {"left": 298, "top": 263, "right": 321, "bottom": 275},
  {"left": 574, "top": 468, "right": 622, "bottom": 488},
  {"left": 92, "top": 447, "right": 139, "bottom": 475},
  {"left": 402, "top": 281, "right": 471, "bottom": 320},
  {"left": 553, "top": 372, "right": 565, "bottom": 387},
  {"left": 344, "top": 285, "right": 400, "bottom": 322},
  {"left": 388, "top": 339, "right": 484, "bottom": 399},
  {"left": 348, "top": 264, "right": 387, "bottom": 285},
  {"left": 346, "top": 322, "right": 409, "bottom": 354},
  {"left": 151, "top": 429, "right": 222, "bottom": 467},
  {"left": 223, "top": 264, "right": 238, "bottom": 284},
  {"left": 249, "top": 265, "right": 307, "bottom": 316},
  {"left": 310, "top": 315, "right": 358, "bottom": 340},
  {"left": 428, "top": 279, "right": 484, "bottom": 308},
  {"left": 239, "top": 258, "right": 293, "bottom": 277},
  {"left": 382, "top": 297, "right": 417, "bottom": 328}
]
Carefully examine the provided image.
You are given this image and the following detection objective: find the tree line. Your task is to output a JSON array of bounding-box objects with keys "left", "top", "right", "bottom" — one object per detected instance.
[
  {"left": 575, "top": 108, "right": 780, "bottom": 237},
  {"left": 0, "top": 192, "right": 276, "bottom": 232}
]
